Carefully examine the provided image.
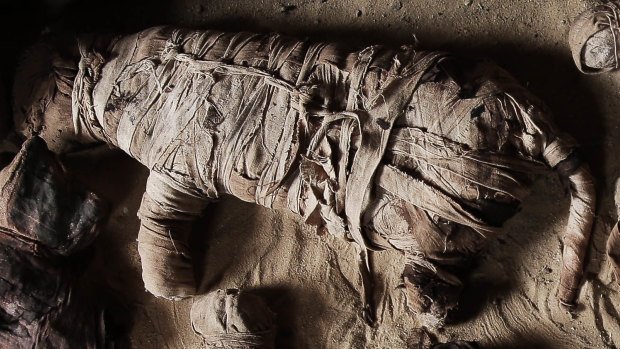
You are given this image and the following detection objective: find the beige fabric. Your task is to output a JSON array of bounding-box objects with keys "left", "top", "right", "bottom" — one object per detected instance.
[
  {"left": 16, "top": 26, "right": 594, "bottom": 323},
  {"left": 569, "top": 1, "right": 620, "bottom": 73},
  {"left": 137, "top": 171, "right": 209, "bottom": 299}
]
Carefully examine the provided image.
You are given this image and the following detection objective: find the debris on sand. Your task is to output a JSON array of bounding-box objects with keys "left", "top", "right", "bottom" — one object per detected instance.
[{"left": 280, "top": 3, "right": 296, "bottom": 13}]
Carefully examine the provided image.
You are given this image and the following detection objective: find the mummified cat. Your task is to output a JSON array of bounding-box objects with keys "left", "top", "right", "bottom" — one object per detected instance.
[{"left": 13, "top": 26, "right": 595, "bottom": 326}]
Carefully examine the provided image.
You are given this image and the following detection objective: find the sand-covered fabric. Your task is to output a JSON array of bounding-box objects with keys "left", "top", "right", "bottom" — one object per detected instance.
[{"left": 4, "top": 1, "right": 612, "bottom": 348}]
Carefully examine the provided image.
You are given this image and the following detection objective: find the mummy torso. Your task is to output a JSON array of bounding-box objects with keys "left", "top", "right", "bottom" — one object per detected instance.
[{"left": 89, "top": 27, "right": 349, "bottom": 202}]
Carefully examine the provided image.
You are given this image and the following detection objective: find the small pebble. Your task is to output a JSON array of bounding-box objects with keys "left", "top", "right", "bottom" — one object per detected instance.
[
  {"left": 356, "top": 9, "right": 362, "bottom": 17},
  {"left": 392, "top": 1, "right": 402, "bottom": 11},
  {"left": 464, "top": 0, "right": 473, "bottom": 6}
]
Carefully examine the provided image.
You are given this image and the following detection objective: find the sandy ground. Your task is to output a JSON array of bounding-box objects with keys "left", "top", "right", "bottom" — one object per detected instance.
[{"left": 3, "top": 0, "right": 620, "bottom": 348}]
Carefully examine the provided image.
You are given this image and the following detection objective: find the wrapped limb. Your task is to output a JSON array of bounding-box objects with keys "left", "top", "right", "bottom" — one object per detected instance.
[
  {"left": 137, "top": 172, "right": 209, "bottom": 299},
  {"left": 542, "top": 137, "right": 596, "bottom": 305},
  {"left": 556, "top": 166, "right": 595, "bottom": 304}
]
